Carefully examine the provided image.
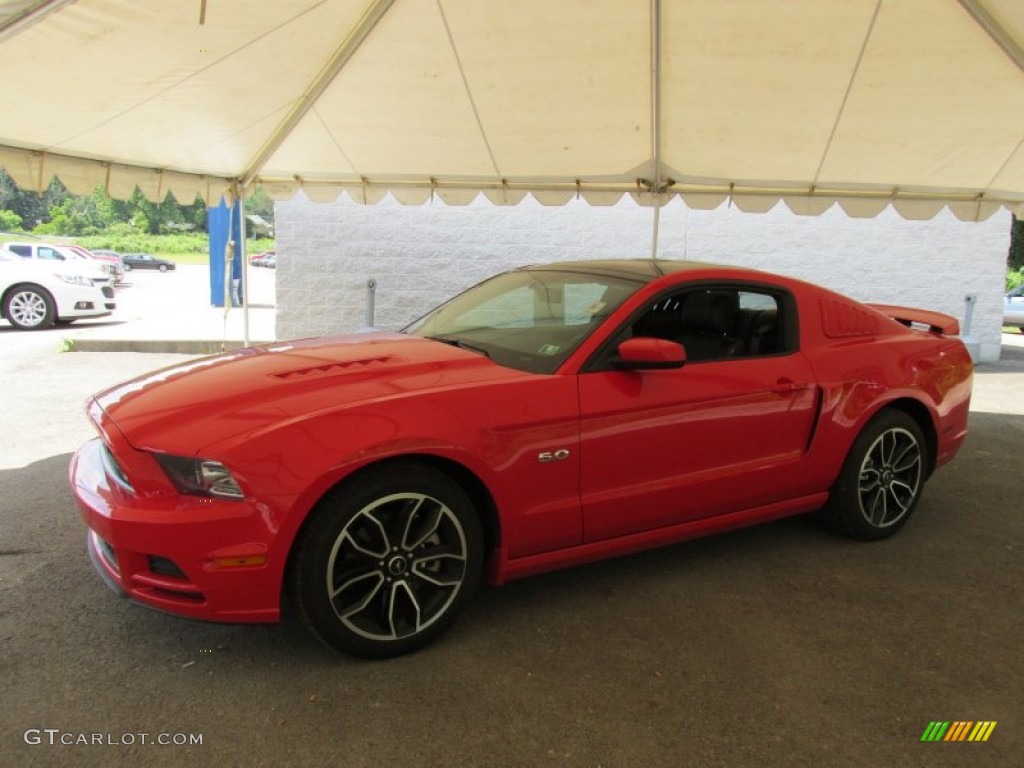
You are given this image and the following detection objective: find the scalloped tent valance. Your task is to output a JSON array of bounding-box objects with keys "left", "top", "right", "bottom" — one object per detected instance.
[{"left": 1, "top": 0, "right": 1023, "bottom": 222}]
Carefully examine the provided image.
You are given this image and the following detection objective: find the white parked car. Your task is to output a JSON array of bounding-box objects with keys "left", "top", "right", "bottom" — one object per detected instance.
[
  {"left": 1005, "top": 285, "right": 1024, "bottom": 332},
  {"left": 2, "top": 242, "right": 116, "bottom": 286},
  {"left": 0, "top": 251, "right": 116, "bottom": 330}
]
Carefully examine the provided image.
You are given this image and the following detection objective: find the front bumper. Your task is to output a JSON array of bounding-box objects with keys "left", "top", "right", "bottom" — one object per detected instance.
[
  {"left": 69, "top": 437, "right": 282, "bottom": 623},
  {"left": 57, "top": 284, "right": 116, "bottom": 319}
]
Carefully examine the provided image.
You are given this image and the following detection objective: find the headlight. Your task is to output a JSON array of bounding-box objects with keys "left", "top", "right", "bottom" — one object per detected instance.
[
  {"left": 154, "top": 454, "right": 244, "bottom": 499},
  {"left": 56, "top": 273, "right": 94, "bottom": 287}
]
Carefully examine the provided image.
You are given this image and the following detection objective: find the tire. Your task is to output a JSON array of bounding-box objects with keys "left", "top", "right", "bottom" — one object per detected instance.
[
  {"left": 4, "top": 284, "right": 56, "bottom": 330},
  {"left": 159, "top": 264, "right": 168, "bottom": 272},
  {"left": 821, "top": 409, "right": 927, "bottom": 540},
  {"left": 123, "top": 263, "right": 132, "bottom": 271},
  {"left": 290, "top": 462, "right": 484, "bottom": 658}
]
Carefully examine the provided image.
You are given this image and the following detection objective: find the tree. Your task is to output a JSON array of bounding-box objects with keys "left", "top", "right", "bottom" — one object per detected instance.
[
  {"left": 0, "top": 169, "right": 68, "bottom": 228},
  {"left": 246, "top": 186, "right": 275, "bottom": 229},
  {"left": 0, "top": 208, "right": 22, "bottom": 231},
  {"left": 0, "top": 170, "right": 214, "bottom": 235},
  {"left": 35, "top": 185, "right": 117, "bottom": 235},
  {"left": 1010, "top": 216, "right": 1024, "bottom": 272}
]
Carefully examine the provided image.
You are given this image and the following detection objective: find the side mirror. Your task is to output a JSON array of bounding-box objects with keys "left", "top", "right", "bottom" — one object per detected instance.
[{"left": 612, "top": 337, "right": 686, "bottom": 370}]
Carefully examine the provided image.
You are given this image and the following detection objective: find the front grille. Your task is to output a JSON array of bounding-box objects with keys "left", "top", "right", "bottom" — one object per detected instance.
[{"left": 147, "top": 556, "right": 187, "bottom": 580}]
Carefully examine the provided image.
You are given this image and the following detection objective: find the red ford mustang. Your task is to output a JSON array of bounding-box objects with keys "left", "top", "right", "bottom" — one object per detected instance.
[{"left": 69, "top": 260, "right": 972, "bottom": 657}]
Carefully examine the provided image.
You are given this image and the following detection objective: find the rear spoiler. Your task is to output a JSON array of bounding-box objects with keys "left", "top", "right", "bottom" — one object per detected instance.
[{"left": 865, "top": 303, "right": 960, "bottom": 336}]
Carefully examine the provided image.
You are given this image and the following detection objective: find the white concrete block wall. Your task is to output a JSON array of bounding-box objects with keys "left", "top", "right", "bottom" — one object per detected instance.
[{"left": 275, "top": 193, "right": 1010, "bottom": 361}]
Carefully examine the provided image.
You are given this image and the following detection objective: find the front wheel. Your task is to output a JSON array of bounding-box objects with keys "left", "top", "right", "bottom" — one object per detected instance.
[
  {"left": 821, "top": 410, "right": 927, "bottom": 540},
  {"left": 290, "top": 463, "right": 484, "bottom": 658},
  {"left": 158, "top": 264, "right": 168, "bottom": 272},
  {"left": 4, "top": 285, "right": 55, "bottom": 330}
]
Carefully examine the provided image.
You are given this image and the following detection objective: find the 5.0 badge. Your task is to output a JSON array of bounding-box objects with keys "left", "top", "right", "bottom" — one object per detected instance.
[{"left": 537, "top": 449, "right": 571, "bottom": 463}]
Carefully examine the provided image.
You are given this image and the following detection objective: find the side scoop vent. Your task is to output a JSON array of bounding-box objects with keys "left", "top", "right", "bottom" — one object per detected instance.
[
  {"left": 820, "top": 297, "right": 880, "bottom": 338},
  {"left": 271, "top": 355, "right": 395, "bottom": 380}
]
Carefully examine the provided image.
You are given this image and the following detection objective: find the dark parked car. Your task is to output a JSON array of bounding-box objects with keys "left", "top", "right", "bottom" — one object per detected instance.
[{"left": 122, "top": 253, "right": 176, "bottom": 272}]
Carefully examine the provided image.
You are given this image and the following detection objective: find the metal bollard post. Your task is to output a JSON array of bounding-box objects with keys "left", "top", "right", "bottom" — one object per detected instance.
[
  {"left": 962, "top": 293, "right": 979, "bottom": 363},
  {"left": 366, "top": 278, "right": 377, "bottom": 328},
  {"left": 962, "top": 293, "right": 977, "bottom": 339}
]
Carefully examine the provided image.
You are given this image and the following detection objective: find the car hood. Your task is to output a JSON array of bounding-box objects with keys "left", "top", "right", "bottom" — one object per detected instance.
[{"left": 93, "top": 332, "right": 529, "bottom": 455}]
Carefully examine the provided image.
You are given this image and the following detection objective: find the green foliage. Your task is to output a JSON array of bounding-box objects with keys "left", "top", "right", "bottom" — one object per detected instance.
[
  {"left": 0, "top": 170, "right": 211, "bottom": 236},
  {"left": 249, "top": 237, "right": 276, "bottom": 253},
  {"left": 245, "top": 187, "right": 275, "bottom": 233},
  {"left": 0, "top": 208, "right": 22, "bottom": 231},
  {"left": 1008, "top": 266, "right": 1024, "bottom": 292},
  {"left": 0, "top": 170, "right": 69, "bottom": 229},
  {"left": 0, "top": 171, "right": 275, "bottom": 259},
  {"left": 73, "top": 231, "right": 276, "bottom": 261},
  {"left": 79, "top": 231, "right": 210, "bottom": 255},
  {"left": 0, "top": 171, "right": 284, "bottom": 249},
  {"left": 1010, "top": 216, "right": 1024, "bottom": 272},
  {"left": 34, "top": 185, "right": 116, "bottom": 235}
]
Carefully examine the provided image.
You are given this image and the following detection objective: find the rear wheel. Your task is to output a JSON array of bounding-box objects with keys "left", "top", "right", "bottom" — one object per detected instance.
[
  {"left": 4, "top": 284, "right": 55, "bottom": 330},
  {"left": 290, "top": 463, "right": 483, "bottom": 658},
  {"left": 822, "top": 410, "right": 926, "bottom": 540}
]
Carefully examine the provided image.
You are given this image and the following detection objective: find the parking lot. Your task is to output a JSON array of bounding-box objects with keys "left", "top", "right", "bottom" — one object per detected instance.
[{"left": 1, "top": 273, "right": 1022, "bottom": 767}]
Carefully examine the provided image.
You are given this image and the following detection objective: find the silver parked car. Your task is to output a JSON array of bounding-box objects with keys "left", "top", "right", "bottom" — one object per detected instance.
[{"left": 1005, "top": 285, "right": 1024, "bottom": 332}]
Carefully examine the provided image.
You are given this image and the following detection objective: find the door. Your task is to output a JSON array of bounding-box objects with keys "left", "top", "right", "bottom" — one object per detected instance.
[{"left": 578, "top": 284, "right": 820, "bottom": 542}]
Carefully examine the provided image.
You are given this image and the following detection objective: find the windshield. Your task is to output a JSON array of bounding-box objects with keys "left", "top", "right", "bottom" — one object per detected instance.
[{"left": 405, "top": 268, "right": 641, "bottom": 374}]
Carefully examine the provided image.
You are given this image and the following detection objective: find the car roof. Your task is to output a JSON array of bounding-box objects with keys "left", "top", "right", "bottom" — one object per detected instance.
[{"left": 519, "top": 259, "right": 742, "bottom": 281}]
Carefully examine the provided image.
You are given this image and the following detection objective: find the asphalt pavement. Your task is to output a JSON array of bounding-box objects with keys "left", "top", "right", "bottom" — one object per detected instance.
[{"left": 1, "top": 273, "right": 1022, "bottom": 767}]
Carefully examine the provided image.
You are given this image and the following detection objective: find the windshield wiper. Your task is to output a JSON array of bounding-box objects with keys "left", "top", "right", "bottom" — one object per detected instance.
[{"left": 425, "top": 335, "right": 491, "bottom": 358}]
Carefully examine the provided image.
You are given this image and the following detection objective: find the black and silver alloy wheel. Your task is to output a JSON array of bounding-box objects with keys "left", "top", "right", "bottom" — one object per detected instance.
[
  {"left": 856, "top": 427, "right": 922, "bottom": 529},
  {"left": 822, "top": 409, "right": 928, "bottom": 540},
  {"left": 327, "top": 491, "right": 470, "bottom": 642},
  {"left": 291, "top": 463, "right": 483, "bottom": 658}
]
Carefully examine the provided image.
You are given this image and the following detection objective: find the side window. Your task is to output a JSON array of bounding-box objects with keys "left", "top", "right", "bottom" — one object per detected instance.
[
  {"left": 628, "top": 286, "right": 792, "bottom": 362},
  {"left": 9, "top": 245, "right": 31, "bottom": 257},
  {"left": 38, "top": 247, "right": 64, "bottom": 261}
]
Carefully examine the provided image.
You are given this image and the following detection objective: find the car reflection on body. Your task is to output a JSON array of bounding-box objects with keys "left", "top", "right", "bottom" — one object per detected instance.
[{"left": 69, "top": 259, "right": 973, "bottom": 658}]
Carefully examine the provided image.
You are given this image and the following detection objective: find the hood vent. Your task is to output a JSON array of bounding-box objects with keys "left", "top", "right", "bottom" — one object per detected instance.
[{"left": 271, "top": 355, "right": 396, "bottom": 380}]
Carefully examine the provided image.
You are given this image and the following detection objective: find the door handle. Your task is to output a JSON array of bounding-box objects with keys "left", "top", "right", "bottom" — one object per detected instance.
[{"left": 771, "top": 378, "right": 808, "bottom": 393}]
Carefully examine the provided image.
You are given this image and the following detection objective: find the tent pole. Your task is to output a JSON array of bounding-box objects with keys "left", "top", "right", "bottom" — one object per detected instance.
[
  {"left": 650, "top": 0, "right": 662, "bottom": 259},
  {"left": 240, "top": 0, "right": 397, "bottom": 187},
  {"left": 651, "top": 203, "right": 661, "bottom": 259},
  {"left": 239, "top": 187, "right": 250, "bottom": 347},
  {"left": 0, "top": 0, "right": 77, "bottom": 43}
]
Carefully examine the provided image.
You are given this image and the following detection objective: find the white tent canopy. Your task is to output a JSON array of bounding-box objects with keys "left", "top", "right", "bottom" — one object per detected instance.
[{"left": 2, "top": 0, "right": 1024, "bottom": 220}]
